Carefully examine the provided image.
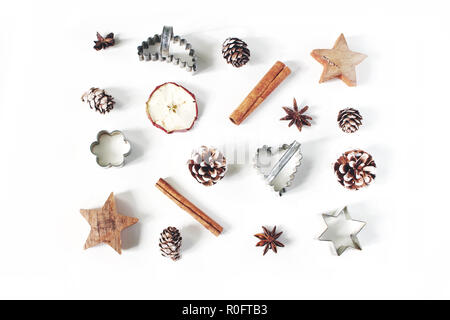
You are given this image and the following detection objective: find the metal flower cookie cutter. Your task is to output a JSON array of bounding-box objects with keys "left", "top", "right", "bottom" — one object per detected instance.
[
  {"left": 253, "top": 141, "right": 302, "bottom": 196},
  {"left": 137, "top": 26, "right": 197, "bottom": 73},
  {"left": 90, "top": 130, "right": 131, "bottom": 168}
]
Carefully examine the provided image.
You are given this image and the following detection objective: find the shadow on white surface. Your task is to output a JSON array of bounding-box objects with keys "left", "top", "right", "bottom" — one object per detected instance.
[
  {"left": 284, "top": 59, "right": 301, "bottom": 74},
  {"left": 113, "top": 33, "right": 134, "bottom": 47},
  {"left": 123, "top": 129, "right": 151, "bottom": 166},
  {"left": 183, "top": 33, "right": 216, "bottom": 74},
  {"left": 181, "top": 224, "right": 204, "bottom": 253},
  {"left": 349, "top": 202, "right": 380, "bottom": 247},
  {"left": 289, "top": 136, "right": 331, "bottom": 192},
  {"left": 116, "top": 191, "right": 145, "bottom": 250},
  {"left": 274, "top": 224, "right": 290, "bottom": 246},
  {"left": 243, "top": 36, "right": 270, "bottom": 67},
  {"left": 107, "top": 86, "right": 135, "bottom": 112},
  {"left": 355, "top": 105, "right": 379, "bottom": 132},
  {"left": 226, "top": 164, "right": 245, "bottom": 178},
  {"left": 347, "top": 34, "right": 372, "bottom": 86},
  {"left": 366, "top": 143, "right": 391, "bottom": 186},
  {"left": 182, "top": 81, "right": 210, "bottom": 121}
]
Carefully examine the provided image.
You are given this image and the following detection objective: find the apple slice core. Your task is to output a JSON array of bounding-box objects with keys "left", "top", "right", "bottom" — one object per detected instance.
[{"left": 146, "top": 82, "right": 198, "bottom": 133}]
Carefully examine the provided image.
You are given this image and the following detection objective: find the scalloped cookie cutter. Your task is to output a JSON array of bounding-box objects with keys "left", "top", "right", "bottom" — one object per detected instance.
[
  {"left": 254, "top": 141, "right": 302, "bottom": 196},
  {"left": 90, "top": 130, "right": 131, "bottom": 168},
  {"left": 137, "top": 26, "right": 197, "bottom": 73}
]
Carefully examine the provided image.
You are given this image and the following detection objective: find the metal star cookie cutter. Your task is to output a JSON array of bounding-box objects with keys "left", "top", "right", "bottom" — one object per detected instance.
[
  {"left": 318, "top": 206, "right": 366, "bottom": 256},
  {"left": 137, "top": 26, "right": 197, "bottom": 73},
  {"left": 90, "top": 130, "right": 131, "bottom": 168},
  {"left": 253, "top": 141, "right": 302, "bottom": 196}
]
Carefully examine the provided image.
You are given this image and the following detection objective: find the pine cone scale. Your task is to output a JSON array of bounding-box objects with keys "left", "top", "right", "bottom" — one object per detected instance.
[
  {"left": 334, "top": 149, "right": 376, "bottom": 190},
  {"left": 188, "top": 146, "right": 227, "bottom": 186},
  {"left": 337, "top": 108, "right": 363, "bottom": 133},
  {"left": 81, "top": 87, "right": 115, "bottom": 114},
  {"left": 159, "top": 227, "right": 182, "bottom": 261},
  {"left": 222, "top": 38, "right": 250, "bottom": 68}
]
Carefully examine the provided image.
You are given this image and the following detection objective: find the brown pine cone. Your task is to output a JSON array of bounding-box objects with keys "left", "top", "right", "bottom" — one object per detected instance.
[
  {"left": 81, "top": 87, "right": 115, "bottom": 114},
  {"left": 222, "top": 37, "right": 250, "bottom": 68},
  {"left": 188, "top": 146, "right": 227, "bottom": 186},
  {"left": 159, "top": 227, "right": 182, "bottom": 261},
  {"left": 337, "top": 108, "right": 363, "bottom": 133},
  {"left": 334, "top": 149, "right": 376, "bottom": 190}
]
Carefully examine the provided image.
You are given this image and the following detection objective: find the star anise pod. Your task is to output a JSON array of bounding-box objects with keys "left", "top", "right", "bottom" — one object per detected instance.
[
  {"left": 93, "top": 32, "right": 115, "bottom": 51},
  {"left": 280, "top": 98, "right": 312, "bottom": 132},
  {"left": 254, "top": 226, "right": 284, "bottom": 255}
]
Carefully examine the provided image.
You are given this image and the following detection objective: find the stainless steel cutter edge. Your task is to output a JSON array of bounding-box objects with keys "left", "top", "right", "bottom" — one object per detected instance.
[
  {"left": 90, "top": 130, "right": 131, "bottom": 168},
  {"left": 253, "top": 141, "right": 303, "bottom": 196},
  {"left": 137, "top": 26, "right": 197, "bottom": 73},
  {"left": 318, "top": 206, "right": 367, "bottom": 256}
]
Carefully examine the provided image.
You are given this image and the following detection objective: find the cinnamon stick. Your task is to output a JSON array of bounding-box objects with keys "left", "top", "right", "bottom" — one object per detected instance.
[
  {"left": 229, "top": 61, "right": 291, "bottom": 125},
  {"left": 155, "top": 178, "right": 223, "bottom": 236}
]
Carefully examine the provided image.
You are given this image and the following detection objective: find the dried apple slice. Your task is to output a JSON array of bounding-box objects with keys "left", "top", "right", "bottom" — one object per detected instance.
[{"left": 146, "top": 82, "right": 198, "bottom": 133}]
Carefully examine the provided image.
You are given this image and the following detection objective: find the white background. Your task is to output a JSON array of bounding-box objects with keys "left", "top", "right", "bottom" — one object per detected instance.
[{"left": 0, "top": 0, "right": 448, "bottom": 299}]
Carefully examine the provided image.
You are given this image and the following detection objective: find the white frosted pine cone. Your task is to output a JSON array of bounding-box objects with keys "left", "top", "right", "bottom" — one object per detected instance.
[
  {"left": 81, "top": 87, "right": 115, "bottom": 114},
  {"left": 334, "top": 149, "right": 376, "bottom": 190},
  {"left": 337, "top": 108, "right": 363, "bottom": 133},
  {"left": 187, "top": 146, "right": 227, "bottom": 186},
  {"left": 159, "top": 227, "right": 182, "bottom": 261}
]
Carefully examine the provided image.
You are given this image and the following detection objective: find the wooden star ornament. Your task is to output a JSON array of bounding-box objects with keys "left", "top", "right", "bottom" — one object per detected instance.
[
  {"left": 80, "top": 193, "right": 138, "bottom": 254},
  {"left": 311, "top": 33, "right": 367, "bottom": 87}
]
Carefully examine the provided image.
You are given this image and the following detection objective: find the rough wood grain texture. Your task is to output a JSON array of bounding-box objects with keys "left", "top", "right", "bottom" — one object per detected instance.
[
  {"left": 80, "top": 192, "right": 139, "bottom": 254},
  {"left": 156, "top": 178, "right": 223, "bottom": 236},
  {"left": 311, "top": 34, "right": 367, "bottom": 87}
]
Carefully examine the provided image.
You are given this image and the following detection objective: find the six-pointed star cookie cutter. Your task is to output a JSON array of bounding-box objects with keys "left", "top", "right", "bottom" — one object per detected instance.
[
  {"left": 90, "top": 130, "right": 131, "bottom": 168},
  {"left": 253, "top": 141, "right": 303, "bottom": 196},
  {"left": 318, "top": 206, "right": 366, "bottom": 256},
  {"left": 137, "top": 26, "right": 197, "bottom": 73}
]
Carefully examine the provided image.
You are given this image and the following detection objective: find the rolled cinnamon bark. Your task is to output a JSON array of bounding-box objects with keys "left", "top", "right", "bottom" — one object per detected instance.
[
  {"left": 230, "top": 61, "right": 291, "bottom": 125},
  {"left": 155, "top": 178, "right": 223, "bottom": 236}
]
